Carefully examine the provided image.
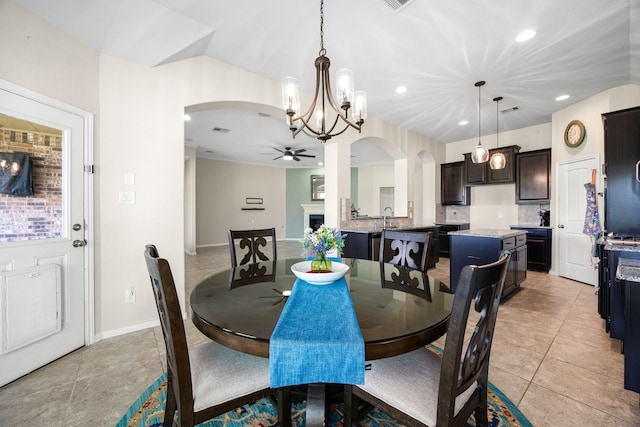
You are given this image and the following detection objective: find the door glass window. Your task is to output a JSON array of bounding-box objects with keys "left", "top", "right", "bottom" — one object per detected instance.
[{"left": 0, "top": 113, "right": 63, "bottom": 243}]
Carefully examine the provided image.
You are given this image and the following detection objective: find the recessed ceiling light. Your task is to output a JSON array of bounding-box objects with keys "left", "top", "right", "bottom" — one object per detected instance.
[
  {"left": 395, "top": 86, "right": 407, "bottom": 94},
  {"left": 183, "top": 114, "right": 191, "bottom": 121},
  {"left": 556, "top": 94, "right": 570, "bottom": 101},
  {"left": 318, "top": 162, "right": 323, "bottom": 166},
  {"left": 516, "top": 29, "right": 536, "bottom": 43},
  {"left": 459, "top": 120, "right": 469, "bottom": 126}
]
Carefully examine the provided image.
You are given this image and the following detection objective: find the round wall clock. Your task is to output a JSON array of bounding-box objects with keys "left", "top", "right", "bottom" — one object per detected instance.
[{"left": 564, "top": 120, "right": 586, "bottom": 147}]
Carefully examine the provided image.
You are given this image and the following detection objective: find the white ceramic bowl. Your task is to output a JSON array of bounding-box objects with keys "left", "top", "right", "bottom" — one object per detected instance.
[{"left": 290, "top": 261, "right": 350, "bottom": 285}]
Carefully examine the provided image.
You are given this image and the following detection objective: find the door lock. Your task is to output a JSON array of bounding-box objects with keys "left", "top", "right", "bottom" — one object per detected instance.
[
  {"left": 72, "top": 223, "right": 82, "bottom": 231},
  {"left": 72, "top": 239, "right": 87, "bottom": 247},
  {"left": 558, "top": 224, "right": 565, "bottom": 229}
]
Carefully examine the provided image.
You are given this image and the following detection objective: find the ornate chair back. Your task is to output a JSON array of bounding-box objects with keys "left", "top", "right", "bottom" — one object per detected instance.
[
  {"left": 228, "top": 228, "right": 277, "bottom": 266},
  {"left": 379, "top": 229, "right": 431, "bottom": 272}
]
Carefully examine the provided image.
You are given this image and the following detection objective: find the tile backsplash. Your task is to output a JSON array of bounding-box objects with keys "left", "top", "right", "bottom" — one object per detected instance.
[
  {"left": 444, "top": 206, "right": 470, "bottom": 223},
  {"left": 518, "top": 204, "right": 550, "bottom": 226}
]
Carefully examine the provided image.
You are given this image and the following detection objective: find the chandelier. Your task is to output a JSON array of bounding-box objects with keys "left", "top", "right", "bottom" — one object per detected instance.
[
  {"left": 489, "top": 96, "right": 506, "bottom": 170},
  {"left": 281, "top": 0, "right": 367, "bottom": 142},
  {"left": 470, "top": 81, "right": 489, "bottom": 163}
]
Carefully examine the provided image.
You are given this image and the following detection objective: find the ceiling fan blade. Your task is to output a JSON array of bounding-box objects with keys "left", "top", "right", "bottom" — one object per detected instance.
[
  {"left": 273, "top": 155, "right": 283, "bottom": 160},
  {"left": 294, "top": 148, "right": 307, "bottom": 154},
  {"left": 296, "top": 154, "right": 315, "bottom": 158},
  {"left": 273, "top": 148, "right": 285, "bottom": 154},
  {"left": 293, "top": 156, "right": 301, "bottom": 161}
]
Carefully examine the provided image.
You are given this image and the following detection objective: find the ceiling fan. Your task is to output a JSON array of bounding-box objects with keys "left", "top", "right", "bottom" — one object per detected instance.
[{"left": 272, "top": 147, "right": 315, "bottom": 162}]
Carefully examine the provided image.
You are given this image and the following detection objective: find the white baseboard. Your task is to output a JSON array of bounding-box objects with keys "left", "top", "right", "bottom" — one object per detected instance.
[{"left": 94, "top": 311, "right": 188, "bottom": 342}]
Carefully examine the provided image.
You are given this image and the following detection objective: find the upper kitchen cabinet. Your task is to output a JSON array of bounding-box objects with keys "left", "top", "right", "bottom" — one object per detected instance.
[
  {"left": 515, "top": 148, "right": 551, "bottom": 204},
  {"left": 441, "top": 161, "right": 470, "bottom": 205},
  {"left": 603, "top": 106, "right": 640, "bottom": 234},
  {"left": 464, "top": 145, "right": 520, "bottom": 185}
]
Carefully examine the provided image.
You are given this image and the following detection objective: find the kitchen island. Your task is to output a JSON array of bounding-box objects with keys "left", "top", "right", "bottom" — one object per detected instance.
[
  {"left": 341, "top": 225, "right": 439, "bottom": 269},
  {"left": 449, "top": 229, "right": 527, "bottom": 299}
]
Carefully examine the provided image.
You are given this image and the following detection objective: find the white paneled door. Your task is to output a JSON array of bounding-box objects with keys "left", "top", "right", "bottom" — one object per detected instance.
[
  {"left": 556, "top": 155, "right": 600, "bottom": 286},
  {"left": 0, "top": 82, "right": 92, "bottom": 386}
]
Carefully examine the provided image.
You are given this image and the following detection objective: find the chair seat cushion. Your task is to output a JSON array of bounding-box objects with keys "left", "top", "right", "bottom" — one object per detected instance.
[
  {"left": 358, "top": 347, "right": 476, "bottom": 426},
  {"left": 190, "top": 341, "right": 271, "bottom": 412}
]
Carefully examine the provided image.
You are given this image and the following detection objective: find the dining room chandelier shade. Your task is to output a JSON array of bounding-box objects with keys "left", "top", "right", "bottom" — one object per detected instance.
[
  {"left": 470, "top": 80, "right": 489, "bottom": 164},
  {"left": 281, "top": 0, "right": 367, "bottom": 142},
  {"left": 489, "top": 96, "right": 506, "bottom": 170}
]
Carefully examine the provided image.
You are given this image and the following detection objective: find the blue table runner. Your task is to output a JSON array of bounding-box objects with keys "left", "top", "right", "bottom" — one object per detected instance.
[{"left": 269, "top": 275, "right": 365, "bottom": 388}]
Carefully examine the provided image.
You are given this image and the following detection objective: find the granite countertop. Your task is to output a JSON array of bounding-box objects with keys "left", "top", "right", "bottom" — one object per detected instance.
[
  {"left": 434, "top": 222, "right": 470, "bottom": 226},
  {"left": 448, "top": 228, "right": 527, "bottom": 238},
  {"left": 341, "top": 224, "right": 439, "bottom": 233},
  {"left": 511, "top": 225, "right": 553, "bottom": 229},
  {"left": 604, "top": 242, "right": 640, "bottom": 253},
  {"left": 616, "top": 258, "right": 640, "bottom": 282}
]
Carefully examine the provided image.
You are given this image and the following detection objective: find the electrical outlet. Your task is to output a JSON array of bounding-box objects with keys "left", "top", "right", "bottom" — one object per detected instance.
[{"left": 125, "top": 286, "right": 135, "bottom": 303}]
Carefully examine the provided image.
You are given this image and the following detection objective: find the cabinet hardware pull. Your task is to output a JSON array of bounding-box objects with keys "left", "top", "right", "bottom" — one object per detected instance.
[{"left": 636, "top": 160, "right": 640, "bottom": 183}]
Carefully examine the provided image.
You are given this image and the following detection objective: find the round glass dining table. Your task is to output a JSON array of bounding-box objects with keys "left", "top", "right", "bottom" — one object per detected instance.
[{"left": 190, "top": 258, "right": 454, "bottom": 360}]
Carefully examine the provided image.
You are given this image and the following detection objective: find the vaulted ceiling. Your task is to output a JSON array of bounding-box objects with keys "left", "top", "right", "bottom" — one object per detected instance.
[{"left": 16, "top": 0, "right": 640, "bottom": 167}]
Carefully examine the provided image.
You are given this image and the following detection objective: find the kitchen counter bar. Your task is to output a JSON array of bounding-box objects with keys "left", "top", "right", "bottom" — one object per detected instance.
[
  {"left": 449, "top": 228, "right": 527, "bottom": 299},
  {"left": 341, "top": 224, "right": 438, "bottom": 234}
]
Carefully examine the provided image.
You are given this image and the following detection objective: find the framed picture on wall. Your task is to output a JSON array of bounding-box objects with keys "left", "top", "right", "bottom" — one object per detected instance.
[{"left": 311, "top": 175, "right": 324, "bottom": 201}]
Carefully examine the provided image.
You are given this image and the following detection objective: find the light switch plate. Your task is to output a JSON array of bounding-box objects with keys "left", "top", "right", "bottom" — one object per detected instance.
[{"left": 118, "top": 191, "right": 135, "bottom": 204}]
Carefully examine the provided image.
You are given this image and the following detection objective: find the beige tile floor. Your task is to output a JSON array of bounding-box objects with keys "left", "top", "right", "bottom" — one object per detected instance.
[{"left": 1, "top": 240, "right": 639, "bottom": 426}]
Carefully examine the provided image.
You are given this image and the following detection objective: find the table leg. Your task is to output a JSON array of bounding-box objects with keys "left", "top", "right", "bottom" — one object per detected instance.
[{"left": 306, "top": 384, "right": 326, "bottom": 427}]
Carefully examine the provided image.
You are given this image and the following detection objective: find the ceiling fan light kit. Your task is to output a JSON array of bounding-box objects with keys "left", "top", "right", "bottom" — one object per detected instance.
[
  {"left": 471, "top": 80, "right": 489, "bottom": 164},
  {"left": 281, "top": 0, "right": 367, "bottom": 142}
]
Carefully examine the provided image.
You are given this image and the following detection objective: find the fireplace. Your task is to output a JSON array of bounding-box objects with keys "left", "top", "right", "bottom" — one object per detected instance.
[
  {"left": 309, "top": 214, "right": 324, "bottom": 231},
  {"left": 301, "top": 204, "right": 324, "bottom": 233}
]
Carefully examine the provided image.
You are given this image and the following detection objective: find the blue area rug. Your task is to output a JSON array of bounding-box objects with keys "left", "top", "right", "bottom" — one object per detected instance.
[{"left": 117, "top": 347, "right": 533, "bottom": 426}]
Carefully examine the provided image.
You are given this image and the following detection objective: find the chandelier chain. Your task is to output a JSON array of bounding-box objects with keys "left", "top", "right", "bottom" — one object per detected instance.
[{"left": 319, "top": 0, "right": 326, "bottom": 56}]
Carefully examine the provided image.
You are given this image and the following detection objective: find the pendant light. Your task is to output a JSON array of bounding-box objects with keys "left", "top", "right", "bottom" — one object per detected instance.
[
  {"left": 489, "top": 96, "right": 506, "bottom": 170},
  {"left": 471, "top": 81, "right": 489, "bottom": 163}
]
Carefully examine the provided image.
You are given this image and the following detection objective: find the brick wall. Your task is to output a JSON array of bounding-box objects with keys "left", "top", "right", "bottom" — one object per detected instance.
[{"left": 0, "top": 127, "right": 63, "bottom": 242}]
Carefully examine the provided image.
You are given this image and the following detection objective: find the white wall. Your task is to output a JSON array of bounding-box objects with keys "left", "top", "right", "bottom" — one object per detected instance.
[
  {"left": 195, "top": 158, "right": 286, "bottom": 246},
  {"left": 357, "top": 163, "right": 394, "bottom": 216}
]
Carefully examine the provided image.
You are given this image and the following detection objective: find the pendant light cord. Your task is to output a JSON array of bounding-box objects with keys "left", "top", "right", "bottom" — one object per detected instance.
[
  {"left": 495, "top": 97, "right": 500, "bottom": 148},
  {"left": 478, "top": 83, "right": 481, "bottom": 142}
]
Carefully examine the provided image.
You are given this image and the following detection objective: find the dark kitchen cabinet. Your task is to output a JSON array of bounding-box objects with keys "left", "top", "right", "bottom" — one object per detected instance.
[
  {"left": 441, "top": 162, "right": 470, "bottom": 205},
  {"left": 464, "top": 145, "right": 520, "bottom": 185},
  {"left": 515, "top": 149, "right": 551, "bottom": 204},
  {"left": 603, "top": 107, "right": 640, "bottom": 234},
  {"left": 435, "top": 223, "right": 470, "bottom": 257},
  {"left": 343, "top": 227, "right": 440, "bottom": 270},
  {"left": 449, "top": 231, "right": 526, "bottom": 300},
  {"left": 598, "top": 245, "right": 640, "bottom": 339},
  {"left": 510, "top": 226, "right": 552, "bottom": 272}
]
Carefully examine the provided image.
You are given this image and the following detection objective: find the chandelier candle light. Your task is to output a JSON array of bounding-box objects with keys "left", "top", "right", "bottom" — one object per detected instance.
[
  {"left": 281, "top": 0, "right": 367, "bottom": 142},
  {"left": 301, "top": 225, "right": 345, "bottom": 272},
  {"left": 471, "top": 80, "right": 489, "bottom": 164},
  {"left": 490, "top": 96, "right": 506, "bottom": 170}
]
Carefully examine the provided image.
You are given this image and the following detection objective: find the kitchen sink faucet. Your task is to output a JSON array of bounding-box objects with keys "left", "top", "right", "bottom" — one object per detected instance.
[{"left": 383, "top": 206, "right": 394, "bottom": 228}]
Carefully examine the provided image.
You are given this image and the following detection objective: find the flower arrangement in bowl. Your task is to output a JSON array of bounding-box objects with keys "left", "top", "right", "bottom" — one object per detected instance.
[{"left": 301, "top": 225, "right": 345, "bottom": 272}]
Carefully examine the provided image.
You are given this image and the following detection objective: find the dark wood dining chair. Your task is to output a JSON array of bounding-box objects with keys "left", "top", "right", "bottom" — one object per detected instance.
[
  {"left": 344, "top": 251, "right": 511, "bottom": 427},
  {"left": 228, "top": 228, "right": 277, "bottom": 267},
  {"left": 379, "top": 229, "right": 432, "bottom": 272},
  {"left": 144, "top": 245, "right": 290, "bottom": 427}
]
